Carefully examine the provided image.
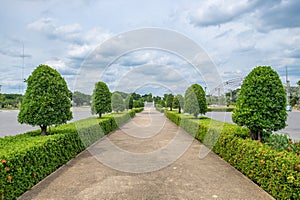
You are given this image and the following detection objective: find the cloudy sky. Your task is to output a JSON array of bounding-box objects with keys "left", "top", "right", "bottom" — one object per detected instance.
[{"left": 0, "top": 0, "right": 299, "bottom": 96}]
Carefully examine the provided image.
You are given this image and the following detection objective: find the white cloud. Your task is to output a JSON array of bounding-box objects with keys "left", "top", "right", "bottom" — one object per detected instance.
[
  {"left": 1, "top": 0, "right": 300, "bottom": 94},
  {"left": 44, "top": 59, "right": 77, "bottom": 75},
  {"left": 189, "top": 0, "right": 256, "bottom": 27},
  {"left": 28, "top": 18, "right": 82, "bottom": 44},
  {"left": 67, "top": 44, "right": 94, "bottom": 60}
]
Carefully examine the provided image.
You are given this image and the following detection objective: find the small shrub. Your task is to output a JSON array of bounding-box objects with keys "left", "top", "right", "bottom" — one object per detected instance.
[
  {"left": 293, "top": 142, "right": 300, "bottom": 155},
  {"left": 155, "top": 104, "right": 165, "bottom": 113},
  {"left": 263, "top": 133, "right": 293, "bottom": 152}
]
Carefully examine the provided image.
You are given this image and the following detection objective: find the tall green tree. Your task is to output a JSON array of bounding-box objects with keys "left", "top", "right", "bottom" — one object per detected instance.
[
  {"left": 112, "top": 92, "right": 124, "bottom": 112},
  {"left": 232, "top": 66, "right": 287, "bottom": 141},
  {"left": 184, "top": 84, "right": 207, "bottom": 118},
  {"left": 173, "top": 94, "right": 184, "bottom": 113},
  {"left": 0, "top": 93, "right": 3, "bottom": 108},
  {"left": 166, "top": 94, "right": 174, "bottom": 111},
  {"left": 159, "top": 99, "right": 165, "bottom": 107},
  {"left": 133, "top": 99, "right": 144, "bottom": 108},
  {"left": 91, "top": 82, "right": 111, "bottom": 118},
  {"left": 125, "top": 94, "right": 133, "bottom": 110},
  {"left": 18, "top": 64, "right": 72, "bottom": 135}
]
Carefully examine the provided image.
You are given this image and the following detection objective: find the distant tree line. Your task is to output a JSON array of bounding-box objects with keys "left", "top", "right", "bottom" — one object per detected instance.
[{"left": 0, "top": 94, "right": 23, "bottom": 108}]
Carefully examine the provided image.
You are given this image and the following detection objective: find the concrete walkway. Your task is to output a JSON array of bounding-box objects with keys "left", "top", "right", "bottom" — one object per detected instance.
[{"left": 19, "top": 108, "right": 274, "bottom": 200}]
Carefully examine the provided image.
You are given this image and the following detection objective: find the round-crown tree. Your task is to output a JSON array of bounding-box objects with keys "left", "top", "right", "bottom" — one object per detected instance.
[
  {"left": 125, "top": 94, "right": 133, "bottom": 110},
  {"left": 173, "top": 94, "right": 184, "bottom": 113},
  {"left": 112, "top": 92, "right": 125, "bottom": 112},
  {"left": 18, "top": 64, "right": 72, "bottom": 135},
  {"left": 232, "top": 66, "right": 287, "bottom": 141},
  {"left": 166, "top": 94, "right": 174, "bottom": 111},
  {"left": 91, "top": 82, "right": 112, "bottom": 118},
  {"left": 159, "top": 99, "right": 165, "bottom": 107},
  {"left": 184, "top": 84, "right": 207, "bottom": 118}
]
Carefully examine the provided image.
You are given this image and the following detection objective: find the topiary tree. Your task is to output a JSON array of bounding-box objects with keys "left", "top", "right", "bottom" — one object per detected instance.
[
  {"left": 125, "top": 94, "right": 133, "bottom": 110},
  {"left": 18, "top": 64, "right": 72, "bottom": 135},
  {"left": 159, "top": 99, "right": 165, "bottom": 107},
  {"left": 232, "top": 66, "right": 287, "bottom": 141},
  {"left": 112, "top": 92, "right": 124, "bottom": 112},
  {"left": 173, "top": 94, "right": 184, "bottom": 113},
  {"left": 133, "top": 99, "right": 144, "bottom": 108},
  {"left": 184, "top": 84, "right": 207, "bottom": 118},
  {"left": 91, "top": 82, "right": 111, "bottom": 118},
  {"left": 166, "top": 94, "right": 174, "bottom": 111}
]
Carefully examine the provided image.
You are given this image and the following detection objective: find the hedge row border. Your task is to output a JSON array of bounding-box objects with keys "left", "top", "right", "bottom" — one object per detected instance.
[
  {"left": 165, "top": 110, "right": 300, "bottom": 199},
  {"left": 0, "top": 108, "right": 143, "bottom": 200}
]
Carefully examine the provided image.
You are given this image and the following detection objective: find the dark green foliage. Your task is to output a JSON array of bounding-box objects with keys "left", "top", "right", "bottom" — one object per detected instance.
[
  {"left": 0, "top": 109, "right": 143, "bottom": 199},
  {"left": 142, "top": 93, "right": 153, "bottom": 102},
  {"left": 166, "top": 94, "right": 174, "bottom": 111},
  {"left": 112, "top": 93, "right": 125, "bottom": 112},
  {"left": 159, "top": 99, "right": 165, "bottom": 107},
  {"left": 72, "top": 91, "right": 91, "bottom": 106},
  {"left": 0, "top": 94, "right": 23, "bottom": 109},
  {"left": 166, "top": 110, "right": 300, "bottom": 199},
  {"left": 0, "top": 94, "right": 3, "bottom": 108},
  {"left": 232, "top": 66, "right": 287, "bottom": 141},
  {"left": 133, "top": 99, "right": 144, "bottom": 108},
  {"left": 18, "top": 64, "right": 72, "bottom": 135},
  {"left": 207, "top": 107, "right": 235, "bottom": 112},
  {"left": 125, "top": 94, "right": 133, "bottom": 110},
  {"left": 173, "top": 94, "right": 184, "bottom": 113},
  {"left": 153, "top": 96, "right": 161, "bottom": 104},
  {"left": 184, "top": 84, "right": 207, "bottom": 118},
  {"left": 91, "top": 82, "right": 112, "bottom": 118},
  {"left": 263, "top": 134, "right": 293, "bottom": 152},
  {"left": 131, "top": 92, "right": 141, "bottom": 100}
]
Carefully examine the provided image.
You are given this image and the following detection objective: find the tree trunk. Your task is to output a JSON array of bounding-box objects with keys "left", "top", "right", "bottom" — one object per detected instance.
[
  {"left": 178, "top": 106, "right": 181, "bottom": 113},
  {"left": 194, "top": 113, "right": 198, "bottom": 119},
  {"left": 250, "top": 131, "right": 257, "bottom": 140},
  {"left": 257, "top": 131, "right": 261, "bottom": 142},
  {"left": 250, "top": 131, "right": 261, "bottom": 141},
  {"left": 99, "top": 113, "right": 102, "bottom": 118},
  {"left": 170, "top": 107, "right": 172, "bottom": 111},
  {"left": 40, "top": 125, "right": 47, "bottom": 136}
]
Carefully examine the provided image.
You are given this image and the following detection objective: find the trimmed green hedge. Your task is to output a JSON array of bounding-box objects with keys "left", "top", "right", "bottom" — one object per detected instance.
[
  {"left": 165, "top": 110, "right": 300, "bottom": 199},
  {"left": 207, "top": 107, "right": 235, "bottom": 112},
  {"left": 155, "top": 104, "right": 166, "bottom": 113},
  {"left": 0, "top": 108, "right": 143, "bottom": 200}
]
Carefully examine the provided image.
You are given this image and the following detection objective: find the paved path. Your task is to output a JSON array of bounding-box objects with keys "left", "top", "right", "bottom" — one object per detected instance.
[{"left": 19, "top": 108, "right": 274, "bottom": 200}]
